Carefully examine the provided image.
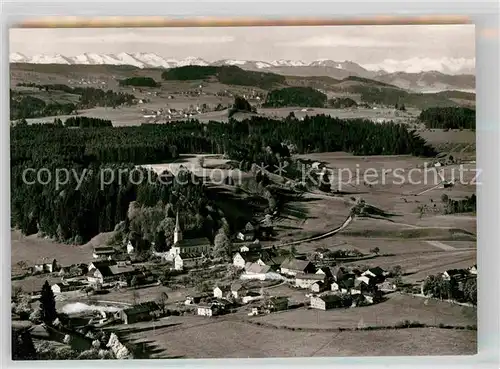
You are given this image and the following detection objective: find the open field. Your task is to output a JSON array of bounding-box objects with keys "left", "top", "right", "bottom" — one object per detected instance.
[
  {"left": 252, "top": 292, "right": 476, "bottom": 330},
  {"left": 115, "top": 316, "right": 476, "bottom": 358},
  {"left": 10, "top": 230, "right": 106, "bottom": 273}
]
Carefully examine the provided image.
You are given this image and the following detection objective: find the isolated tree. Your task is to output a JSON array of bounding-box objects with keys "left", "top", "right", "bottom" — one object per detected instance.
[
  {"left": 16, "top": 260, "right": 28, "bottom": 271},
  {"left": 40, "top": 281, "right": 57, "bottom": 323},
  {"left": 158, "top": 291, "right": 169, "bottom": 313},
  {"left": 370, "top": 247, "right": 380, "bottom": 255},
  {"left": 132, "top": 290, "right": 140, "bottom": 305},
  {"left": 131, "top": 276, "right": 139, "bottom": 289},
  {"left": 390, "top": 265, "right": 403, "bottom": 277},
  {"left": 198, "top": 156, "right": 205, "bottom": 168},
  {"left": 463, "top": 278, "right": 477, "bottom": 305},
  {"left": 153, "top": 230, "right": 167, "bottom": 252},
  {"left": 212, "top": 228, "right": 232, "bottom": 260}
]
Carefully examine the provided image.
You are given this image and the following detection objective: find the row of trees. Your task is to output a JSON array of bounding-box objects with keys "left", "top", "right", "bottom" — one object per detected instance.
[
  {"left": 419, "top": 107, "right": 476, "bottom": 130},
  {"left": 441, "top": 194, "right": 476, "bottom": 214},
  {"left": 62, "top": 116, "right": 113, "bottom": 128},
  {"left": 422, "top": 274, "right": 477, "bottom": 305}
]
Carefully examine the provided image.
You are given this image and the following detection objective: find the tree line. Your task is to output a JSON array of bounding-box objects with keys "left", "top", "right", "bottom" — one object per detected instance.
[
  {"left": 10, "top": 84, "right": 136, "bottom": 120},
  {"left": 161, "top": 65, "right": 286, "bottom": 89},
  {"left": 11, "top": 114, "right": 436, "bottom": 243},
  {"left": 263, "top": 87, "right": 327, "bottom": 108},
  {"left": 419, "top": 107, "right": 476, "bottom": 130},
  {"left": 118, "top": 77, "right": 160, "bottom": 87},
  {"left": 441, "top": 194, "right": 476, "bottom": 214}
]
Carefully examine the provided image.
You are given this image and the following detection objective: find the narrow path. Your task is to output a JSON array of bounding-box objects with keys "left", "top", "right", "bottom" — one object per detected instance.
[
  {"left": 426, "top": 240, "right": 457, "bottom": 251},
  {"left": 277, "top": 215, "right": 353, "bottom": 247}
]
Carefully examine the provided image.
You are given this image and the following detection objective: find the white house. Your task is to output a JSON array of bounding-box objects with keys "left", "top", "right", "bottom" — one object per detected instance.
[
  {"left": 213, "top": 286, "right": 229, "bottom": 299},
  {"left": 197, "top": 304, "right": 215, "bottom": 317},
  {"left": 355, "top": 275, "right": 371, "bottom": 286},
  {"left": 295, "top": 273, "right": 325, "bottom": 289},
  {"left": 230, "top": 282, "right": 246, "bottom": 299},
  {"left": 330, "top": 281, "right": 340, "bottom": 292},
  {"left": 126, "top": 241, "right": 135, "bottom": 254},
  {"left": 174, "top": 255, "right": 184, "bottom": 271}
]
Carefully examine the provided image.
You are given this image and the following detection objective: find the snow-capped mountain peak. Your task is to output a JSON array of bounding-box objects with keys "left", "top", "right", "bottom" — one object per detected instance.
[{"left": 8, "top": 52, "right": 475, "bottom": 75}]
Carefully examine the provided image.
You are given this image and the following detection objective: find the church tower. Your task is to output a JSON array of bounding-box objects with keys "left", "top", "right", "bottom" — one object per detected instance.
[{"left": 174, "top": 211, "right": 183, "bottom": 244}]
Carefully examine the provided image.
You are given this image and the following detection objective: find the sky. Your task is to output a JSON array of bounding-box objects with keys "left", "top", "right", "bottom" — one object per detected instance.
[{"left": 10, "top": 25, "right": 475, "bottom": 69}]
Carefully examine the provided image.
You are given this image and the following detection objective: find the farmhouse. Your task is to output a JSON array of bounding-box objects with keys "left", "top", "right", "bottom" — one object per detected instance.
[
  {"left": 330, "top": 281, "right": 340, "bottom": 292},
  {"left": 242, "top": 291, "right": 262, "bottom": 304},
  {"left": 311, "top": 281, "right": 329, "bottom": 293},
  {"left": 34, "top": 259, "right": 59, "bottom": 274},
  {"left": 236, "top": 230, "right": 255, "bottom": 242},
  {"left": 120, "top": 301, "right": 161, "bottom": 325},
  {"left": 174, "top": 254, "right": 204, "bottom": 271},
  {"left": 233, "top": 252, "right": 260, "bottom": 269},
  {"left": 315, "top": 267, "right": 334, "bottom": 280},
  {"left": 280, "top": 258, "right": 315, "bottom": 276},
  {"left": 257, "top": 250, "right": 286, "bottom": 269},
  {"left": 442, "top": 269, "right": 469, "bottom": 282},
  {"left": 92, "top": 246, "right": 115, "bottom": 260},
  {"left": 310, "top": 294, "right": 342, "bottom": 310},
  {"left": 245, "top": 262, "right": 271, "bottom": 275},
  {"left": 213, "top": 285, "right": 230, "bottom": 299},
  {"left": 197, "top": 303, "right": 226, "bottom": 317},
  {"left": 264, "top": 296, "right": 289, "bottom": 312},
  {"left": 237, "top": 240, "right": 262, "bottom": 253},
  {"left": 362, "top": 267, "right": 386, "bottom": 282},
  {"left": 86, "top": 261, "right": 136, "bottom": 284},
  {"left": 295, "top": 273, "right": 326, "bottom": 289},
  {"left": 355, "top": 275, "right": 372, "bottom": 286},
  {"left": 468, "top": 265, "right": 477, "bottom": 275},
  {"left": 230, "top": 282, "right": 247, "bottom": 299},
  {"left": 376, "top": 280, "right": 397, "bottom": 292},
  {"left": 169, "top": 213, "right": 211, "bottom": 258},
  {"left": 51, "top": 281, "right": 84, "bottom": 294}
]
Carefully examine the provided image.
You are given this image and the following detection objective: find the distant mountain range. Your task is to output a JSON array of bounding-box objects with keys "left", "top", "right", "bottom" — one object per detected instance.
[{"left": 9, "top": 52, "right": 475, "bottom": 92}]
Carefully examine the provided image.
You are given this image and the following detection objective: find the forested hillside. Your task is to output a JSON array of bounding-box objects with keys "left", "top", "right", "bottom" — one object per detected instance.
[
  {"left": 263, "top": 87, "right": 327, "bottom": 108},
  {"left": 419, "top": 107, "right": 476, "bottom": 129}
]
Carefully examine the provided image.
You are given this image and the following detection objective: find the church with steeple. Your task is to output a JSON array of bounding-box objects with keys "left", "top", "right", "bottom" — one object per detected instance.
[{"left": 169, "top": 212, "right": 212, "bottom": 258}]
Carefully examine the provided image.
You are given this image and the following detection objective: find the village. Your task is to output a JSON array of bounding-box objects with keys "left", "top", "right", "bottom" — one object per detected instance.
[{"left": 11, "top": 205, "right": 477, "bottom": 359}]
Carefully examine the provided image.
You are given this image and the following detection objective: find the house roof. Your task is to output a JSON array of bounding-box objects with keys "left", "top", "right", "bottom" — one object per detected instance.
[
  {"left": 314, "top": 294, "right": 341, "bottom": 304},
  {"left": 296, "top": 273, "right": 325, "bottom": 281},
  {"left": 231, "top": 282, "right": 245, "bottom": 291},
  {"left": 366, "top": 267, "right": 385, "bottom": 276},
  {"left": 258, "top": 249, "right": 286, "bottom": 266},
  {"left": 94, "top": 246, "right": 115, "bottom": 253},
  {"left": 316, "top": 267, "right": 334, "bottom": 278},
  {"left": 123, "top": 301, "right": 160, "bottom": 316},
  {"left": 445, "top": 269, "right": 468, "bottom": 277},
  {"left": 236, "top": 252, "right": 261, "bottom": 263},
  {"left": 245, "top": 262, "right": 271, "bottom": 274},
  {"left": 176, "top": 237, "right": 211, "bottom": 248},
  {"left": 268, "top": 296, "right": 288, "bottom": 305},
  {"left": 280, "top": 258, "right": 313, "bottom": 272}
]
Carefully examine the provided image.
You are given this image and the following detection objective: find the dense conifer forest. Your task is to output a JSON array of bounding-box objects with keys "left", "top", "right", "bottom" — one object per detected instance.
[
  {"left": 161, "top": 65, "right": 286, "bottom": 89},
  {"left": 419, "top": 107, "right": 476, "bottom": 130},
  {"left": 263, "top": 87, "right": 327, "bottom": 108},
  {"left": 11, "top": 114, "right": 436, "bottom": 244},
  {"left": 10, "top": 85, "right": 136, "bottom": 120},
  {"left": 118, "top": 77, "right": 160, "bottom": 87}
]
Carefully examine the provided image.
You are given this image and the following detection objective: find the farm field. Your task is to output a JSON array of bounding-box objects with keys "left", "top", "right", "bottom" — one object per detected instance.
[
  {"left": 10, "top": 230, "right": 106, "bottom": 273},
  {"left": 116, "top": 316, "right": 476, "bottom": 358},
  {"left": 252, "top": 292, "right": 476, "bottom": 330}
]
